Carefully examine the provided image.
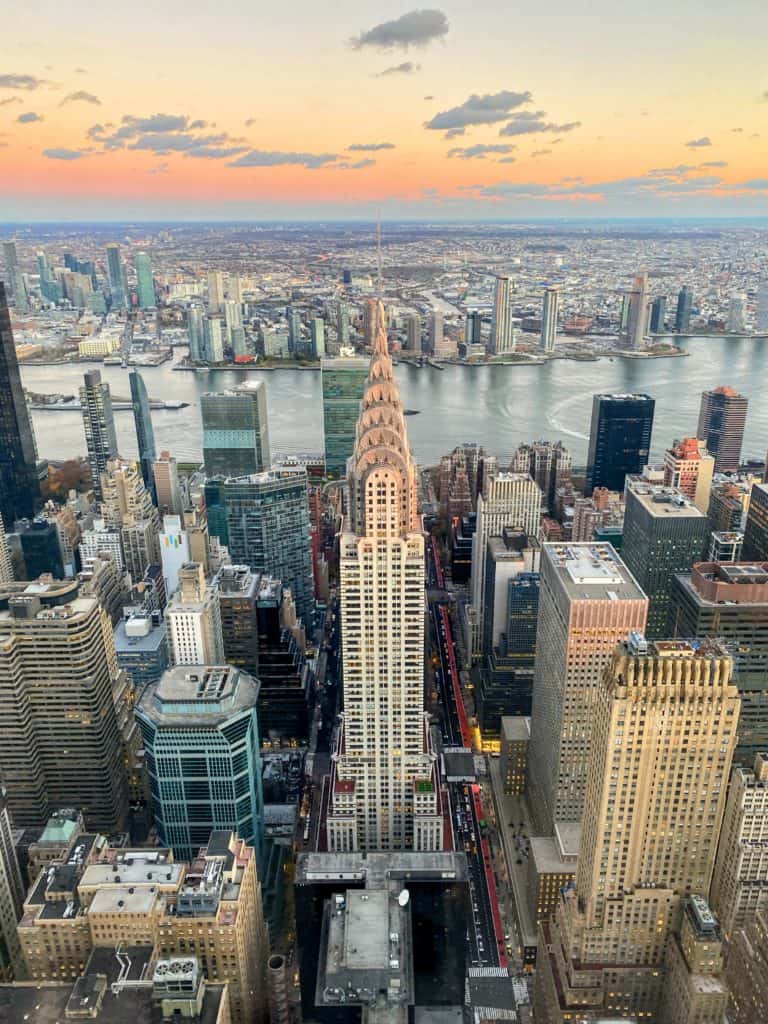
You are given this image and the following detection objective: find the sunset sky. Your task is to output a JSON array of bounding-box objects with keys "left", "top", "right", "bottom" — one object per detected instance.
[{"left": 2, "top": 0, "right": 767, "bottom": 219}]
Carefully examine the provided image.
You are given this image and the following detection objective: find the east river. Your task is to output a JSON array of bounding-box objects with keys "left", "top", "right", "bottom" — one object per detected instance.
[{"left": 19, "top": 336, "right": 768, "bottom": 469}]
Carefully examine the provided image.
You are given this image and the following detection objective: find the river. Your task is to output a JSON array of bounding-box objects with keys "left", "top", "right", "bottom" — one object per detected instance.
[{"left": 19, "top": 336, "right": 768, "bottom": 469}]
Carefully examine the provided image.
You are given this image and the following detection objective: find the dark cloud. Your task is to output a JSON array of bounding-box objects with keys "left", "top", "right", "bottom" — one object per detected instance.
[
  {"left": 444, "top": 127, "right": 465, "bottom": 139},
  {"left": 500, "top": 115, "right": 581, "bottom": 137},
  {"left": 425, "top": 90, "right": 532, "bottom": 131},
  {"left": 740, "top": 178, "right": 768, "bottom": 189},
  {"left": 350, "top": 9, "right": 449, "bottom": 50},
  {"left": 377, "top": 61, "right": 421, "bottom": 76},
  {"left": 447, "top": 143, "right": 516, "bottom": 159},
  {"left": 128, "top": 133, "right": 247, "bottom": 158},
  {"left": 42, "top": 147, "right": 89, "bottom": 160},
  {"left": 685, "top": 136, "right": 712, "bottom": 148},
  {"left": 88, "top": 115, "right": 244, "bottom": 159},
  {"left": 0, "top": 97, "right": 21, "bottom": 107},
  {"left": 228, "top": 149, "right": 340, "bottom": 169},
  {"left": 0, "top": 74, "right": 46, "bottom": 90},
  {"left": 17, "top": 111, "right": 42, "bottom": 123},
  {"left": 347, "top": 142, "right": 395, "bottom": 151},
  {"left": 60, "top": 90, "right": 101, "bottom": 106}
]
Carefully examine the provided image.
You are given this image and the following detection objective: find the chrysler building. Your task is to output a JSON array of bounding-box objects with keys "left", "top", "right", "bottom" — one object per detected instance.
[{"left": 327, "top": 301, "right": 443, "bottom": 853}]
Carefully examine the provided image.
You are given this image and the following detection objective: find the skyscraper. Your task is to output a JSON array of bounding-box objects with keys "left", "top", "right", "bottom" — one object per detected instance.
[
  {"left": 624, "top": 271, "right": 648, "bottom": 350},
  {"left": 0, "top": 787, "right": 24, "bottom": 980},
  {"left": 222, "top": 469, "right": 314, "bottom": 624},
  {"left": 468, "top": 472, "right": 542, "bottom": 659},
  {"left": 710, "top": 752, "right": 768, "bottom": 941},
  {"left": 675, "top": 284, "right": 693, "bottom": 332},
  {"left": 697, "top": 385, "right": 748, "bottom": 473},
  {"left": 105, "top": 243, "right": 127, "bottom": 308},
  {"left": 662, "top": 436, "right": 714, "bottom": 512},
  {"left": 534, "top": 637, "right": 738, "bottom": 1023},
  {"left": 321, "top": 355, "right": 369, "bottom": 478},
  {"left": 621, "top": 476, "right": 709, "bottom": 636},
  {"left": 129, "top": 369, "right": 157, "bottom": 497},
  {"left": 671, "top": 561, "right": 768, "bottom": 764},
  {"left": 201, "top": 386, "right": 270, "bottom": 478},
  {"left": 203, "top": 313, "right": 224, "bottom": 361},
  {"left": 756, "top": 278, "right": 768, "bottom": 332},
  {"left": 649, "top": 293, "right": 667, "bottom": 332},
  {"left": 540, "top": 286, "right": 559, "bottom": 352},
  {"left": 80, "top": 370, "right": 118, "bottom": 500},
  {"left": 0, "top": 578, "right": 130, "bottom": 831},
  {"left": 134, "top": 250, "right": 156, "bottom": 308},
  {"left": 310, "top": 317, "right": 325, "bottom": 358},
  {"left": 585, "top": 392, "right": 655, "bottom": 493},
  {"left": 166, "top": 562, "right": 224, "bottom": 665},
  {"left": 0, "top": 284, "right": 39, "bottom": 526},
  {"left": 137, "top": 664, "right": 263, "bottom": 861},
  {"left": 428, "top": 310, "right": 444, "bottom": 354},
  {"left": 336, "top": 301, "right": 350, "bottom": 346},
  {"left": 287, "top": 305, "right": 302, "bottom": 353},
  {"left": 187, "top": 304, "right": 204, "bottom": 361},
  {"left": 526, "top": 543, "right": 648, "bottom": 835},
  {"left": 464, "top": 310, "right": 482, "bottom": 346},
  {"left": 406, "top": 312, "right": 422, "bottom": 352},
  {"left": 327, "top": 301, "right": 443, "bottom": 853},
  {"left": 743, "top": 482, "right": 768, "bottom": 561},
  {"left": 2, "top": 241, "right": 28, "bottom": 313},
  {"left": 490, "top": 274, "right": 515, "bottom": 354},
  {"left": 152, "top": 449, "right": 182, "bottom": 515},
  {"left": 207, "top": 269, "right": 225, "bottom": 311},
  {"left": 510, "top": 440, "right": 571, "bottom": 512}
]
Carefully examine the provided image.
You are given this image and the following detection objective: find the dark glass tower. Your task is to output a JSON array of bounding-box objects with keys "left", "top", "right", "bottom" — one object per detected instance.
[
  {"left": 675, "top": 285, "right": 693, "bottom": 332},
  {"left": 0, "top": 283, "right": 40, "bottom": 526},
  {"left": 129, "top": 369, "right": 157, "bottom": 498},
  {"left": 586, "top": 393, "right": 655, "bottom": 493},
  {"left": 201, "top": 387, "right": 270, "bottom": 478}
]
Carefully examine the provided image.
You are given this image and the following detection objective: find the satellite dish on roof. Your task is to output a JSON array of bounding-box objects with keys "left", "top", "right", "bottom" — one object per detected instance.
[{"left": 397, "top": 889, "right": 410, "bottom": 907}]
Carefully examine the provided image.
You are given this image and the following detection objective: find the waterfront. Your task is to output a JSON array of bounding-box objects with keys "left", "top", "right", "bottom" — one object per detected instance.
[{"left": 20, "top": 335, "right": 768, "bottom": 468}]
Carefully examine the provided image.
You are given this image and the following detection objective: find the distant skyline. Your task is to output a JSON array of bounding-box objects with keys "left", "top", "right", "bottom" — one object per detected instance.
[{"left": 2, "top": 1, "right": 768, "bottom": 219}]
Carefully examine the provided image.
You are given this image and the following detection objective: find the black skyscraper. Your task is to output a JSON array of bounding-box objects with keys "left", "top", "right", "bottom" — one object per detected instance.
[
  {"left": 675, "top": 286, "right": 693, "bottom": 332},
  {"left": 0, "top": 283, "right": 40, "bottom": 526},
  {"left": 586, "top": 393, "right": 655, "bottom": 493},
  {"left": 129, "top": 370, "right": 157, "bottom": 498}
]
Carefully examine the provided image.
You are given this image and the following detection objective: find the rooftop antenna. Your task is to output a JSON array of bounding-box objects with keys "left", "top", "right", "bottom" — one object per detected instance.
[{"left": 376, "top": 209, "right": 382, "bottom": 300}]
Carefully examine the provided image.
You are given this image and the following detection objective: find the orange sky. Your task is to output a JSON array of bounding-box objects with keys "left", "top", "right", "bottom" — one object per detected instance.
[{"left": 2, "top": 1, "right": 767, "bottom": 218}]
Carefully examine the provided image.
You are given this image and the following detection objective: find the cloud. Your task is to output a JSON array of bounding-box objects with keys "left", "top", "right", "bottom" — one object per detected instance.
[
  {"left": 147, "top": 162, "right": 169, "bottom": 175},
  {"left": 0, "top": 73, "right": 46, "bottom": 90},
  {"left": 347, "top": 142, "right": 395, "bottom": 151},
  {"left": 17, "top": 111, "right": 42, "bottom": 123},
  {"left": 75, "top": 67, "right": 88, "bottom": 74},
  {"left": 425, "top": 89, "right": 532, "bottom": 131},
  {"left": 245, "top": 118, "right": 257, "bottom": 127},
  {"left": 42, "top": 147, "right": 89, "bottom": 160},
  {"left": 700, "top": 160, "right": 728, "bottom": 168},
  {"left": 350, "top": 9, "right": 449, "bottom": 50},
  {"left": 444, "top": 127, "right": 465, "bottom": 139},
  {"left": 531, "top": 149, "right": 551, "bottom": 157},
  {"left": 377, "top": 61, "right": 421, "bottom": 76},
  {"left": 500, "top": 114, "right": 581, "bottom": 137},
  {"left": 0, "top": 97, "right": 21, "bottom": 106},
  {"left": 685, "top": 136, "right": 712, "bottom": 148},
  {"left": 465, "top": 170, "right": 733, "bottom": 203},
  {"left": 61, "top": 90, "right": 101, "bottom": 106},
  {"left": 336, "top": 158, "right": 376, "bottom": 170},
  {"left": 447, "top": 143, "right": 516, "bottom": 159},
  {"left": 228, "top": 149, "right": 340, "bottom": 169},
  {"left": 88, "top": 114, "right": 246, "bottom": 159},
  {"left": 740, "top": 178, "right": 768, "bottom": 189}
]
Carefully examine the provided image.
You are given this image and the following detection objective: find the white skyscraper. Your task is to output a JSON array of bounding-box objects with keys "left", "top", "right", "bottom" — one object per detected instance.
[
  {"left": 327, "top": 301, "right": 443, "bottom": 854},
  {"left": 625, "top": 272, "right": 649, "bottom": 351},
  {"left": 540, "top": 286, "right": 559, "bottom": 353},
  {"left": 490, "top": 275, "right": 515, "bottom": 354},
  {"left": 207, "top": 270, "right": 225, "bottom": 312},
  {"left": 167, "top": 562, "right": 224, "bottom": 666},
  {"left": 727, "top": 293, "right": 748, "bottom": 333},
  {"left": 467, "top": 472, "right": 542, "bottom": 659}
]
